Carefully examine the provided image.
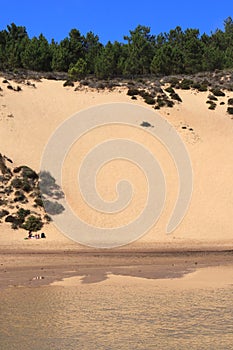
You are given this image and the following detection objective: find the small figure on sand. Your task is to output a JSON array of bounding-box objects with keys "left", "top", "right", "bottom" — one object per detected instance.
[{"left": 24, "top": 231, "right": 46, "bottom": 240}]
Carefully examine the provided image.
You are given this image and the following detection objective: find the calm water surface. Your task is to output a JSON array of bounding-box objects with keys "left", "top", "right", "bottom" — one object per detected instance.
[{"left": 0, "top": 279, "right": 233, "bottom": 350}]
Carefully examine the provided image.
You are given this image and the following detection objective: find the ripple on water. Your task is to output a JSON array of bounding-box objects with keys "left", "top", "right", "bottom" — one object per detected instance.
[{"left": 0, "top": 276, "right": 232, "bottom": 350}]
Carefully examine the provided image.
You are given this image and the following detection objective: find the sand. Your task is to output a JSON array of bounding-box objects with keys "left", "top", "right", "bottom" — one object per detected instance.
[
  {"left": 0, "top": 78, "right": 233, "bottom": 252},
  {"left": 1, "top": 77, "right": 233, "bottom": 350},
  {"left": 1, "top": 250, "right": 232, "bottom": 290},
  {"left": 51, "top": 266, "right": 233, "bottom": 289}
]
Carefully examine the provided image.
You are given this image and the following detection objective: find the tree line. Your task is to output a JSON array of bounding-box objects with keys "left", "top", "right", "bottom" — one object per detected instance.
[{"left": 0, "top": 18, "right": 233, "bottom": 79}]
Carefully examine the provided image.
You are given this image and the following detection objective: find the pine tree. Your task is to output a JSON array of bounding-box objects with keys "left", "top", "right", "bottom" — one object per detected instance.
[
  {"left": 123, "top": 25, "right": 155, "bottom": 75},
  {"left": 22, "top": 34, "right": 52, "bottom": 71},
  {"left": 84, "top": 31, "right": 102, "bottom": 74},
  {"left": 4, "top": 23, "right": 28, "bottom": 69}
]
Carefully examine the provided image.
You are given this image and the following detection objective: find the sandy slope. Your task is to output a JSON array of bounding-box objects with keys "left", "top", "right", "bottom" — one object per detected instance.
[{"left": 0, "top": 78, "right": 233, "bottom": 251}]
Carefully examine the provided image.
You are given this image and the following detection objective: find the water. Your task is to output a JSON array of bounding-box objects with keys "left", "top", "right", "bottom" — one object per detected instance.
[{"left": 0, "top": 278, "right": 233, "bottom": 350}]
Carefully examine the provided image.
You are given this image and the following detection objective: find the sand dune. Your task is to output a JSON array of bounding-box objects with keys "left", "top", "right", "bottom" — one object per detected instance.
[{"left": 0, "top": 78, "right": 233, "bottom": 251}]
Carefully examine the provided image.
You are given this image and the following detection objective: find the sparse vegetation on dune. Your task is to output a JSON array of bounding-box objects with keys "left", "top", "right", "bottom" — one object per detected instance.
[
  {"left": 1, "top": 68, "right": 233, "bottom": 115},
  {"left": 0, "top": 154, "right": 64, "bottom": 232},
  {"left": 227, "top": 107, "right": 233, "bottom": 115},
  {"left": 122, "top": 72, "right": 232, "bottom": 110}
]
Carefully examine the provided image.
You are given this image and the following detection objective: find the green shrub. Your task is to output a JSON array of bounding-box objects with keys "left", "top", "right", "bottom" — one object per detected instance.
[
  {"left": 157, "top": 98, "right": 166, "bottom": 107},
  {"left": 11, "top": 178, "right": 23, "bottom": 189},
  {"left": 0, "top": 209, "right": 9, "bottom": 219},
  {"left": 5, "top": 215, "right": 15, "bottom": 223},
  {"left": 165, "top": 86, "right": 175, "bottom": 94},
  {"left": 46, "top": 74, "right": 57, "bottom": 80},
  {"left": 208, "top": 102, "right": 217, "bottom": 110},
  {"left": 198, "top": 85, "right": 208, "bottom": 92},
  {"left": 5, "top": 215, "right": 22, "bottom": 227},
  {"left": 22, "top": 180, "right": 32, "bottom": 192},
  {"left": 144, "top": 96, "right": 155, "bottom": 105},
  {"left": 180, "top": 79, "right": 193, "bottom": 90},
  {"left": 166, "top": 100, "right": 175, "bottom": 108},
  {"left": 210, "top": 88, "right": 225, "bottom": 97},
  {"left": 170, "top": 92, "right": 182, "bottom": 102},
  {"left": 127, "top": 88, "right": 140, "bottom": 96},
  {"left": 202, "top": 79, "right": 210, "bottom": 86},
  {"left": 44, "top": 214, "right": 52, "bottom": 222},
  {"left": 17, "top": 208, "right": 30, "bottom": 221},
  {"left": 14, "top": 191, "right": 27, "bottom": 203},
  {"left": 13, "top": 167, "right": 21, "bottom": 174},
  {"left": 208, "top": 94, "right": 218, "bottom": 101},
  {"left": 22, "top": 166, "right": 38, "bottom": 180},
  {"left": 80, "top": 80, "right": 89, "bottom": 86},
  {"left": 220, "top": 101, "right": 225, "bottom": 105},
  {"left": 13, "top": 166, "right": 38, "bottom": 180},
  {"left": 34, "top": 197, "right": 44, "bottom": 207},
  {"left": 0, "top": 199, "right": 7, "bottom": 206},
  {"left": 226, "top": 84, "right": 233, "bottom": 92},
  {"left": 63, "top": 80, "right": 74, "bottom": 87},
  {"left": 14, "top": 86, "right": 22, "bottom": 92},
  {"left": 22, "top": 215, "right": 43, "bottom": 232},
  {"left": 6, "top": 208, "right": 31, "bottom": 229},
  {"left": 5, "top": 186, "right": 13, "bottom": 195},
  {"left": 11, "top": 177, "right": 32, "bottom": 192},
  {"left": 138, "top": 90, "right": 149, "bottom": 98},
  {"left": 227, "top": 107, "right": 233, "bottom": 114},
  {"left": 11, "top": 223, "right": 19, "bottom": 230},
  {"left": 96, "top": 82, "right": 106, "bottom": 89},
  {"left": 168, "top": 77, "right": 180, "bottom": 87},
  {"left": 191, "top": 82, "right": 201, "bottom": 89},
  {"left": 228, "top": 98, "right": 233, "bottom": 105},
  {"left": 15, "top": 190, "right": 22, "bottom": 196}
]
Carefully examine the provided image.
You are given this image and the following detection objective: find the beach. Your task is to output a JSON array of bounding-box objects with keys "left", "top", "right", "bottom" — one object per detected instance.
[{"left": 0, "top": 248, "right": 233, "bottom": 289}]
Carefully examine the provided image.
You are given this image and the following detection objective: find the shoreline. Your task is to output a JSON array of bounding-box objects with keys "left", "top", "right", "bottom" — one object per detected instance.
[{"left": 1, "top": 249, "right": 232, "bottom": 290}]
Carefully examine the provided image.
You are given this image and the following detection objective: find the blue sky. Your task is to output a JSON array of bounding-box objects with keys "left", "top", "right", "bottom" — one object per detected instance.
[{"left": 1, "top": 0, "right": 232, "bottom": 43}]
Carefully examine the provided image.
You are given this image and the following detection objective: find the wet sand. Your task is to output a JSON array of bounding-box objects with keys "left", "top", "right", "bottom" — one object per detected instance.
[{"left": 1, "top": 249, "right": 232, "bottom": 289}]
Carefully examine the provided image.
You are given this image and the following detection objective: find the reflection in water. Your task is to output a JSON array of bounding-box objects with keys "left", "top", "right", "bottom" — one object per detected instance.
[{"left": 0, "top": 280, "right": 232, "bottom": 350}]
